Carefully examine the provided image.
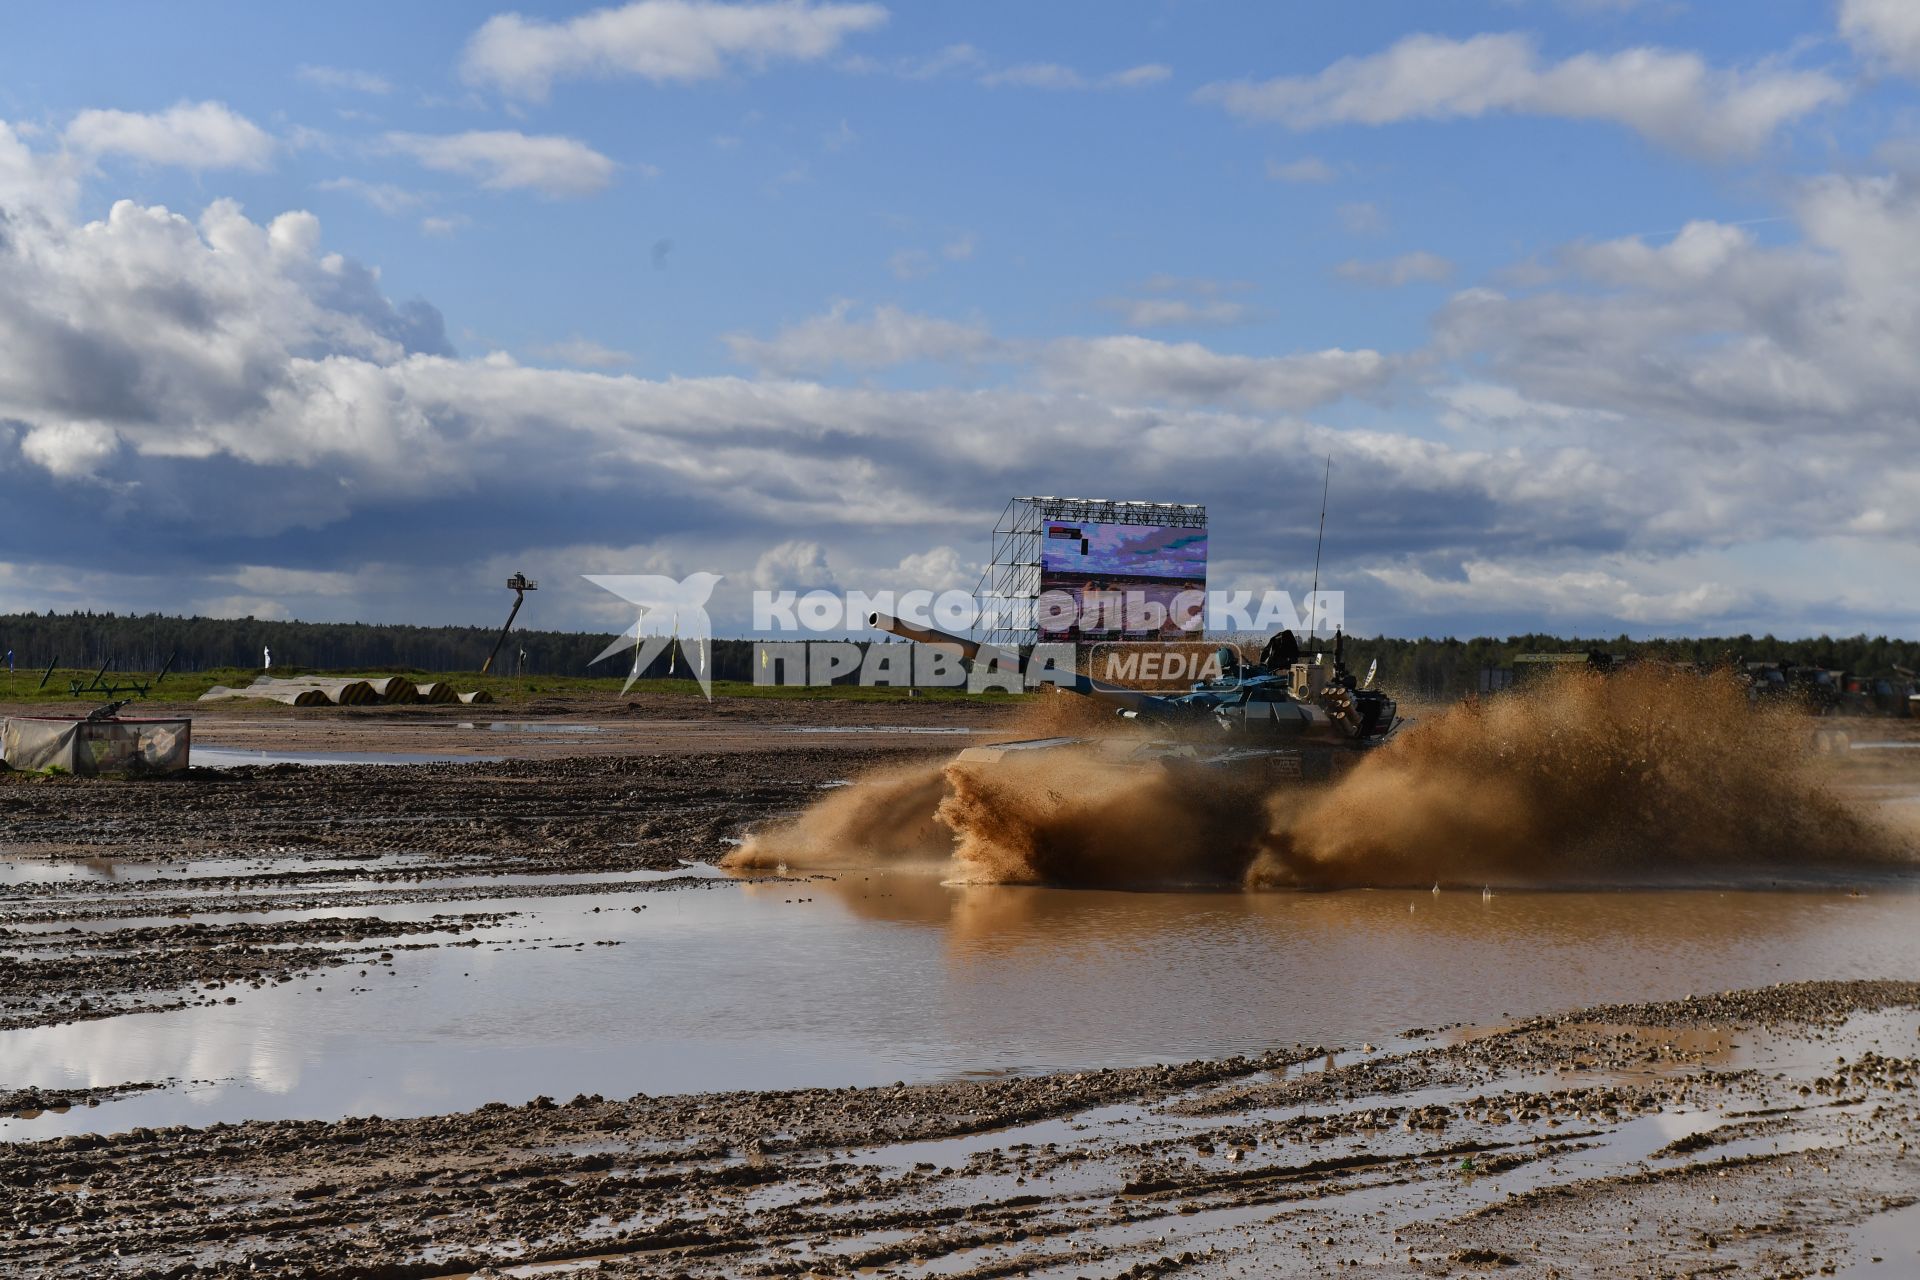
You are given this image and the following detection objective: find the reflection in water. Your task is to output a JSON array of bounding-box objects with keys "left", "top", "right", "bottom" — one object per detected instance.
[
  {"left": 193, "top": 747, "right": 505, "bottom": 768},
  {"left": 3, "top": 871, "right": 1918, "bottom": 1139}
]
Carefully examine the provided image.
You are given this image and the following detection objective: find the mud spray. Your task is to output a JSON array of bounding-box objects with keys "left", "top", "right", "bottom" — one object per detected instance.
[{"left": 724, "top": 667, "right": 1914, "bottom": 889}]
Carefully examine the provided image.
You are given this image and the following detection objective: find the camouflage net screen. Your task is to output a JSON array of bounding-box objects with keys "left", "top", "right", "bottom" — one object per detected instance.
[{"left": 1, "top": 717, "right": 192, "bottom": 776}]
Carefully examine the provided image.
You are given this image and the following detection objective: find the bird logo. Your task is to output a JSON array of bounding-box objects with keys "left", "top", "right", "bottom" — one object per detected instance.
[{"left": 585, "top": 572, "right": 723, "bottom": 699}]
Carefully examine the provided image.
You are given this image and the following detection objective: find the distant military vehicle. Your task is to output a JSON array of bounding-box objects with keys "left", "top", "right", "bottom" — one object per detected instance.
[
  {"left": 869, "top": 613, "right": 1400, "bottom": 782},
  {"left": 1841, "top": 671, "right": 1918, "bottom": 718},
  {"left": 1744, "top": 661, "right": 1844, "bottom": 714}
]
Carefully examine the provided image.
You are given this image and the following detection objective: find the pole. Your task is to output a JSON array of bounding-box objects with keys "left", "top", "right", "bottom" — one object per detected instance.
[
  {"left": 38, "top": 657, "right": 57, "bottom": 690},
  {"left": 1308, "top": 454, "right": 1331, "bottom": 638},
  {"left": 481, "top": 590, "right": 525, "bottom": 675}
]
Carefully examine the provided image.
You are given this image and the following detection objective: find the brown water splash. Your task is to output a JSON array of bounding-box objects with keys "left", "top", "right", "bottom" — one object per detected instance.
[
  {"left": 730, "top": 667, "right": 1911, "bottom": 888},
  {"left": 1251, "top": 665, "right": 1904, "bottom": 889},
  {"left": 937, "top": 748, "right": 1269, "bottom": 887},
  {"left": 722, "top": 763, "right": 953, "bottom": 871}
]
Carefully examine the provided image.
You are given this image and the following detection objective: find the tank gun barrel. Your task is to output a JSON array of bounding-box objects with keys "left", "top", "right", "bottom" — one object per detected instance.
[{"left": 864, "top": 613, "right": 1174, "bottom": 715}]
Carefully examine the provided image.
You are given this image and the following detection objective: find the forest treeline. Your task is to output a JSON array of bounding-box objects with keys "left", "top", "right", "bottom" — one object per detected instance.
[
  {"left": 1342, "top": 632, "right": 1920, "bottom": 701},
  {"left": 0, "top": 611, "right": 1915, "bottom": 700}
]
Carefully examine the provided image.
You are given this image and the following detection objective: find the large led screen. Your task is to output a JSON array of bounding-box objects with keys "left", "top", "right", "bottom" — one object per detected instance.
[{"left": 1038, "top": 520, "right": 1207, "bottom": 637}]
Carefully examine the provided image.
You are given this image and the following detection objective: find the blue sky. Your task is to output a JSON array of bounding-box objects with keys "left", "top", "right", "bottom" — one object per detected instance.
[{"left": 1, "top": 0, "right": 1918, "bottom": 640}]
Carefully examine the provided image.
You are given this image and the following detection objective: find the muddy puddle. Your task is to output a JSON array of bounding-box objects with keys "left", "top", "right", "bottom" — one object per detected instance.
[
  {"left": 5, "top": 869, "right": 1918, "bottom": 1140},
  {"left": 193, "top": 746, "right": 506, "bottom": 768}
]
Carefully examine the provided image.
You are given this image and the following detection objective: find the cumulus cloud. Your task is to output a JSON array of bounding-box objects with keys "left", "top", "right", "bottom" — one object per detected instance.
[
  {"left": 1367, "top": 559, "right": 1743, "bottom": 625},
  {"left": 1335, "top": 251, "right": 1454, "bottom": 286},
  {"left": 64, "top": 101, "right": 276, "bottom": 171},
  {"left": 1038, "top": 337, "right": 1391, "bottom": 411},
  {"left": 381, "top": 130, "right": 618, "bottom": 197},
  {"left": 1196, "top": 33, "right": 1844, "bottom": 156},
  {"left": 530, "top": 336, "right": 635, "bottom": 369},
  {"left": 5, "top": 107, "right": 1918, "bottom": 637},
  {"left": 724, "top": 301, "right": 1001, "bottom": 374},
  {"left": 1428, "top": 174, "right": 1920, "bottom": 548},
  {"left": 1841, "top": 0, "right": 1920, "bottom": 76},
  {"left": 752, "top": 539, "right": 837, "bottom": 590},
  {"left": 0, "top": 180, "right": 453, "bottom": 507},
  {"left": 462, "top": 0, "right": 888, "bottom": 98}
]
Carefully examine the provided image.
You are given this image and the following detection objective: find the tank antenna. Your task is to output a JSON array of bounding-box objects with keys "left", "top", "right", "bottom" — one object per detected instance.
[{"left": 1308, "top": 454, "right": 1331, "bottom": 638}]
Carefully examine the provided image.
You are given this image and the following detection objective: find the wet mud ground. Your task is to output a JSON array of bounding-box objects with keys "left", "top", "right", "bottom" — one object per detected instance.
[
  {"left": 2, "top": 696, "right": 1918, "bottom": 1277},
  {"left": 3, "top": 982, "right": 1917, "bottom": 1278}
]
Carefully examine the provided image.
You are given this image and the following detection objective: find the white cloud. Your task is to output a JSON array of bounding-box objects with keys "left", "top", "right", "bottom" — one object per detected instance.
[
  {"left": 225, "top": 565, "right": 359, "bottom": 595},
  {"left": 1038, "top": 337, "right": 1390, "bottom": 411},
  {"left": 531, "top": 337, "right": 635, "bottom": 369},
  {"left": 722, "top": 300, "right": 1386, "bottom": 410},
  {"left": 1426, "top": 173, "right": 1920, "bottom": 547},
  {"left": 1562, "top": 218, "right": 1755, "bottom": 286},
  {"left": 1106, "top": 63, "right": 1173, "bottom": 89},
  {"left": 1267, "top": 155, "right": 1335, "bottom": 183},
  {"left": 1432, "top": 381, "right": 1586, "bottom": 431},
  {"left": 20, "top": 420, "right": 120, "bottom": 477},
  {"left": 839, "top": 43, "right": 982, "bottom": 81},
  {"left": 4, "top": 152, "right": 1917, "bottom": 637},
  {"left": 1196, "top": 33, "right": 1844, "bottom": 156},
  {"left": 752, "top": 540, "right": 838, "bottom": 590},
  {"left": 724, "top": 301, "right": 1000, "bottom": 374},
  {"left": 420, "top": 215, "right": 468, "bottom": 236},
  {"left": 65, "top": 101, "right": 275, "bottom": 171},
  {"left": 316, "top": 176, "right": 425, "bottom": 215},
  {"left": 1367, "top": 560, "right": 1742, "bottom": 625},
  {"left": 298, "top": 65, "right": 392, "bottom": 95},
  {"left": 1100, "top": 296, "right": 1256, "bottom": 327},
  {"left": 1335, "top": 251, "right": 1454, "bottom": 286},
  {"left": 462, "top": 0, "right": 888, "bottom": 99},
  {"left": 0, "top": 120, "right": 80, "bottom": 214},
  {"left": 382, "top": 130, "right": 617, "bottom": 197},
  {"left": 980, "top": 62, "right": 1172, "bottom": 90},
  {"left": 980, "top": 62, "right": 1085, "bottom": 90},
  {"left": 893, "top": 545, "right": 970, "bottom": 592},
  {"left": 1841, "top": 0, "right": 1920, "bottom": 76},
  {"left": 0, "top": 191, "right": 453, "bottom": 505}
]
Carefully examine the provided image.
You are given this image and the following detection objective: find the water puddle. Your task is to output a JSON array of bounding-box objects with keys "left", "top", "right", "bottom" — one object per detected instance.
[
  {"left": 1835, "top": 1198, "right": 1920, "bottom": 1275},
  {"left": 778, "top": 725, "right": 980, "bottom": 735},
  {"left": 193, "top": 747, "right": 505, "bottom": 768},
  {"left": 457, "top": 722, "right": 606, "bottom": 735},
  {"left": 4, "top": 872, "right": 1920, "bottom": 1139}
]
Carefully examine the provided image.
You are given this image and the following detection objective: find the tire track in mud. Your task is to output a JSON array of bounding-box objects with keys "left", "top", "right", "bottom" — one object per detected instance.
[
  {"left": 0, "top": 748, "right": 932, "bottom": 874},
  {"left": 2, "top": 981, "right": 1916, "bottom": 1278}
]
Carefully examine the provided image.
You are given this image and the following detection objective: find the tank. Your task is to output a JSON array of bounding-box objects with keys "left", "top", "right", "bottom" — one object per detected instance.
[{"left": 868, "top": 613, "right": 1400, "bottom": 782}]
